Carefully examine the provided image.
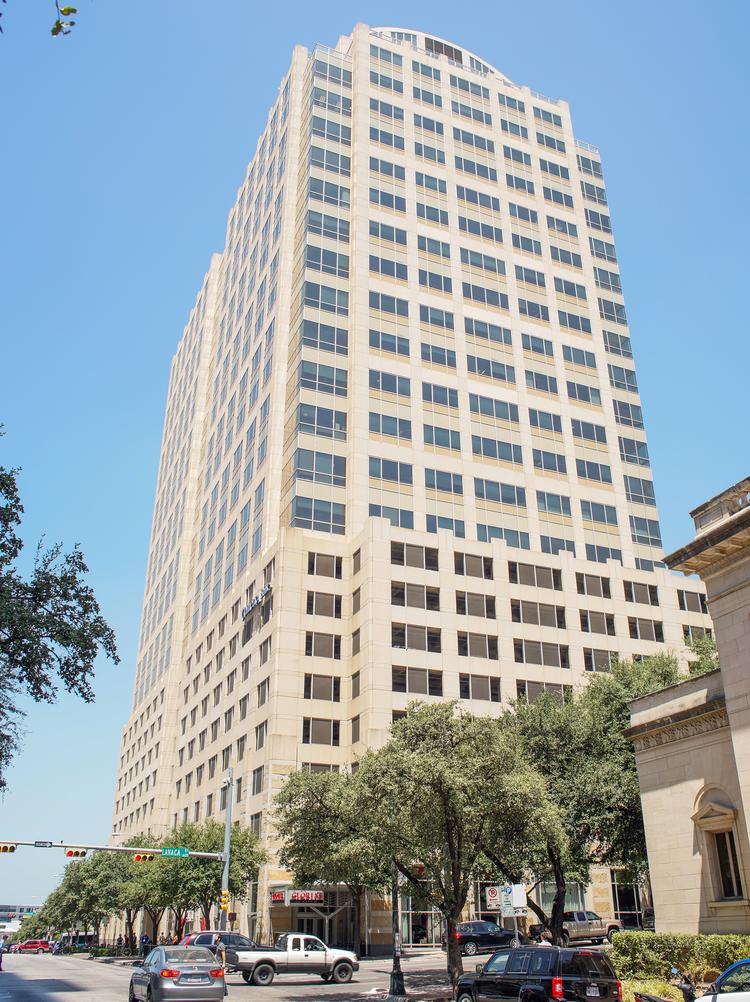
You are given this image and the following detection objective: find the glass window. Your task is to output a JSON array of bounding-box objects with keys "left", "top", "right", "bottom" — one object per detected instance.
[
  {"left": 715, "top": 831, "right": 744, "bottom": 900},
  {"left": 529, "top": 951, "right": 557, "bottom": 975},
  {"left": 303, "top": 937, "right": 326, "bottom": 952},
  {"left": 561, "top": 954, "right": 617, "bottom": 979},
  {"left": 506, "top": 951, "right": 532, "bottom": 974},
  {"left": 484, "top": 951, "right": 511, "bottom": 973},
  {"left": 719, "top": 963, "right": 750, "bottom": 993}
]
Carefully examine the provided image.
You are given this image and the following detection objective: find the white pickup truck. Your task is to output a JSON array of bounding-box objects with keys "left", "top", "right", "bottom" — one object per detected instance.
[{"left": 225, "top": 932, "right": 359, "bottom": 986}]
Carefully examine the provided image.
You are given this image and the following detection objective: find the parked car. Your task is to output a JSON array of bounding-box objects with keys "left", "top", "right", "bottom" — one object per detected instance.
[
  {"left": 18, "top": 939, "right": 51, "bottom": 954},
  {"left": 529, "top": 911, "right": 623, "bottom": 944},
  {"left": 442, "top": 921, "right": 524, "bottom": 956},
  {"left": 179, "top": 930, "right": 258, "bottom": 957},
  {"left": 456, "top": 945, "right": 622, "bottom": 1002},
  {"left": 129, "top": 945, "right": 225, "bottom": 1001},
  {"left": 641, "top": 909, "right": 655, "bottom": 931},
  {"left": 225, "top": 932, "right": 358, "bottom": 986},
  {"left": 701, "top": 958, "right": 750, "bottom": 1002}
]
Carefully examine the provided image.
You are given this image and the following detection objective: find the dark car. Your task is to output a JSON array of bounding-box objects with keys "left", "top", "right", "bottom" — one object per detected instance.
[
  {"left": 456, "top": 945, "right": 621, "bottom": 1002},
  {"left": 180, "top": 930, "right": 257, "bottom": 960},
  {"left": 443, "top": 921, "right": 523, "bottom": 956}
]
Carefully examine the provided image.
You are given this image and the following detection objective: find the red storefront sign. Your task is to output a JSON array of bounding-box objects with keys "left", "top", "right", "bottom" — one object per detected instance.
[
  {"left": 269, "top": 888, "right": 325, "bottom": 905},
  {"left": 288, "top": 889, "right": 324, "bottom": 904}
]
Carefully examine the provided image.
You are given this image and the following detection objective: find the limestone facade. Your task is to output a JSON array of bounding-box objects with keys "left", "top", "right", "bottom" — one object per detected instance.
[
  {"left": 109, "top": 25, "right": 713, "bottom": 943},
  {"left": 630, "top": 476, "right": 750, "bottom": 932}
]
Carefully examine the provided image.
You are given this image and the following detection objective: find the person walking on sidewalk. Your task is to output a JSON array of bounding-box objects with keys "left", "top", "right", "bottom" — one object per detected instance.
[
  {"left": 0, "top": 935, "right": 5, "bottom": 971},
  {"left": 213, "top": 935, "right": 228, "bottom": 996}
]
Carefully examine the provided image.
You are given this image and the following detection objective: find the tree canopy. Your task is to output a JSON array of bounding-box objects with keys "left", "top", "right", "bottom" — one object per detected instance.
[
  {"left": 0, "top": 446, "right": 119, "bottom": 789},
  {"left": 9, "top": 821, "right": 264, "bottom": 944},
  {"left": 274, "top": 768, "right": 389, "bottom": 954},
  {"left": 274, "top": 655, "right": 700, "bottom": 978}
]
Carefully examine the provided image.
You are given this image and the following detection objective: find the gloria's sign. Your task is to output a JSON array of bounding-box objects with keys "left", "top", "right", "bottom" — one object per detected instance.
[
  {"left": 241, "top": 583, "right": 272, "bottom": 620},
  {"left": 269, "top": 888, "right": 325, "bottom": 906},
  {"left": 288, "top": 889, "right": 324, "bottom": 904}
]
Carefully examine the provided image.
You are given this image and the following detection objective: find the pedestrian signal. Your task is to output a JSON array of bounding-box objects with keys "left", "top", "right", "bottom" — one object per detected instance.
[
  {"left": 0, "top": 844, "right": 17, "bottom": 854},
  {"left": 219, "top": 888, "right": 230, "bottom": 911},
  {"left": 133, "top": 853, "right": 155, "bottom": 862},
  {"left": 65, "top": 848, "right": 87, "bottom": 858}
]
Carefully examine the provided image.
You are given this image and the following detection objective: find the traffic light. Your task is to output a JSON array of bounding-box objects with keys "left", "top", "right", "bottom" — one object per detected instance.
[
  {"left": 65, "top": 848, "right": 87, "bottom": 858},
  {"left": 0, "top": 844, "right": 17, "bottom": 854},
  {"left": 133, "top": 853, "right": 155, "bottom": 863},
  {"left": 219, "top": 888, "right": 230, "bottom": 911}
]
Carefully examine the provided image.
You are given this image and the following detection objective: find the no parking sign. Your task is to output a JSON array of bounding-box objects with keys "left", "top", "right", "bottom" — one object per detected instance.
[{"left": 485, "top": 885, "right": 501, "bottom": 910}]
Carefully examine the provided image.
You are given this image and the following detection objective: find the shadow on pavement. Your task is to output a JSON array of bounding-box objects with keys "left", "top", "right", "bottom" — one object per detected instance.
[
  {"left": 225, "top": 968, "right": 451, "bottom": 999},
  {"left": 0, "top": 970, "right": 87, "bottom": 993}
]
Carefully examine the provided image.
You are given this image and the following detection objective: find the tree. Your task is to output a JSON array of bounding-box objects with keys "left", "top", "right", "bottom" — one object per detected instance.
[
  {"left": 120, "top": 836, "right": 171, "bottom": 940},
  {"left": 0, "top": 446, "right": 119, "bottom": 789},
  {"left": 0, "top": 1, "right": 80, "bottom": 37},
  {"left": 9, "top": 910, "right": 49, "bottom": 944},
  {"left": 274, "top": 768, "right": 389, "bottom": 954},
  {"left": 354, "top": 702, "right": 558, "bottom": 987},
  {"left": 86, "top": 850, "right": 137, "bottom": 942},
  {"left": 159, "top": 821, "right": 264, "bottom": 927},
  {"left": 508, "top": 654, "right": 682, "bottom": 942},
  {"left": 686, "top": 633, "right": 720, "bottom": 676}
]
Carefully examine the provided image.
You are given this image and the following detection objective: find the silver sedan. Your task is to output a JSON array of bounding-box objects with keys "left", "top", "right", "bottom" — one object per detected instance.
[{"left": 129, "top": 946, "right": 225, "bottom": 1001}]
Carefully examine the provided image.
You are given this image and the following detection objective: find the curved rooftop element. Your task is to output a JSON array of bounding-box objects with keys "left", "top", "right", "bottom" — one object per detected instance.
[{"left": 371, "top": 26, "right": 519, "bottom": 89}]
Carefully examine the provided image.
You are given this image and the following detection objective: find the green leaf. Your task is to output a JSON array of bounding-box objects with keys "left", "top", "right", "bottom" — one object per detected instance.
[
  {"left": 60, "top": 6, "right": 78, "bottom": 13},
  {"left": 51, "top": 20, "right": 63, "bottom": 35}
]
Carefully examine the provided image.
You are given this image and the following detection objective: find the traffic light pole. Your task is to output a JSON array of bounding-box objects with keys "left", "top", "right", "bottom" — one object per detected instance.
[
  {"left": 1, "top": 840, "right": 224, "bottom": 860},
  {"left": 219, "top": 767, "right": 233, "bottom": 931}
]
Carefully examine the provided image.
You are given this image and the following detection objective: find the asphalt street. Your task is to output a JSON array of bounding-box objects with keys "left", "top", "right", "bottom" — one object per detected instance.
[{"left": 0, "top": 951, "right": 452, "bottom": 1001}]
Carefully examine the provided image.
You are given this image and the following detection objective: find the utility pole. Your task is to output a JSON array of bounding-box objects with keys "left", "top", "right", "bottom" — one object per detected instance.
[{"left": 219, "top": 767, "right": 233, "bottom": 932}]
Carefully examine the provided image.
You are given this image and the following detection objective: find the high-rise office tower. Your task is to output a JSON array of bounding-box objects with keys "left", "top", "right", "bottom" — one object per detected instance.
[{"left": 111, "top": 25, "right": 711, "bottom": 939}]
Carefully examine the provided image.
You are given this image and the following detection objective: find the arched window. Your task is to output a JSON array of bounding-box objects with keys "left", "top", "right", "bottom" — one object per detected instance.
[{"left": 692, "top": 793, "right": 745, "bottom": 901}]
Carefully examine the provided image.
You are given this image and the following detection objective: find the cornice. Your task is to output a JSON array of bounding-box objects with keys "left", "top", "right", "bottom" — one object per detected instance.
[{"left": 627, "top": 698, "right": 729, "bottom": 752}]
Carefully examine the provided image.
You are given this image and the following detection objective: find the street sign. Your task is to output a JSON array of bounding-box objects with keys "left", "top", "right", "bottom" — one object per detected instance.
[
  {"left": 485, "top": 885, "right": 501, "bottom": 911},
  {"left": 511, "top": 883, "right": 528, "bottom": 917},
  {"left": 34, "top": 840, "right": 52, "bottom": 848},
  {"left": 511, "top": 883, "right": 526, "bottom": 907},
  {"left": 161, "top": 847, "right": 190, "bottom": 858}
]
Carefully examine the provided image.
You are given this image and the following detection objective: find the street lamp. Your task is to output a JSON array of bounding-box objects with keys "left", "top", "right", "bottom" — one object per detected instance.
[{"left": 389, "top": 860, "right": 405, "bottom": 998}]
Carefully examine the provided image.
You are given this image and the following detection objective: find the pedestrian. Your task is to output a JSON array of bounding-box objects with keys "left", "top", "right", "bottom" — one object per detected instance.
[
  {"left": 537, "top": 929, "right": 554, "bottom": 946},
  {"left": 140, "top": 933, "right": 151, "bottom": 958},
  {"left": 0, "top": 934, "right": 5, "bottom": 971},
  {"left": 158, "top": 933, "right": 166, "bottom": 946},
  {"left": 213, "top": 934, "right": 228, "bottom": 995},
  {"left": 172, "top": 934, "right": 179, "bottom": 945},
  {"left": 117, "top": 935, "right": 123, "bottom": 952}
]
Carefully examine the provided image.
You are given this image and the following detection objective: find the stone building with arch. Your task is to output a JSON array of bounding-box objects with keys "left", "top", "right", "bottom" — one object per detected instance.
[{"left": 629, "top": 476, "right": 750, "bottom": 932}]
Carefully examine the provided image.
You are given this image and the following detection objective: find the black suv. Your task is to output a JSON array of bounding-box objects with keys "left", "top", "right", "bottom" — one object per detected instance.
[
  {"left": 443, "top": 921, "right": 523, "bottom": 956},
  {"left": 456, "top": 945, "right": 621, "bottom": 1002}
]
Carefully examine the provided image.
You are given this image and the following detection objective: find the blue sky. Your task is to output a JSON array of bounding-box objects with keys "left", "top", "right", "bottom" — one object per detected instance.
[{"left": 1, "top": 0, "right": 747, "bottom": 903}]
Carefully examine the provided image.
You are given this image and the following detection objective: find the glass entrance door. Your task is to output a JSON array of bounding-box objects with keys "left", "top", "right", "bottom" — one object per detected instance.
[{"left": 295, "top": 912, "right": 326, "bottom": 939}]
